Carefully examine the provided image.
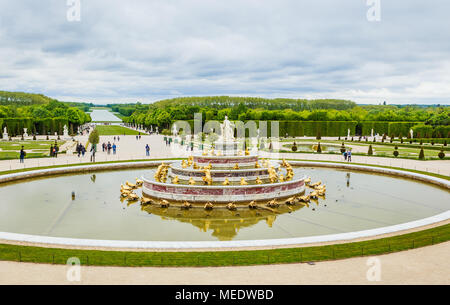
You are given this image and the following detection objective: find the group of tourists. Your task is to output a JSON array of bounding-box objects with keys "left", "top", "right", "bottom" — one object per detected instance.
[
  {"left": 101, "top": 141, "right": 117, "bottom": 155},
  {"left": 164, "top": 136, "right": 172, "bottom": 146},
  {"left": 343, "top": 149, "right": 352, "bottom": 162},
  {"left": 75, "top": 143, "right": 87, "bottom": 157},
  {"left": 50, "top": 143, "right": 59, "bottom": 158}
]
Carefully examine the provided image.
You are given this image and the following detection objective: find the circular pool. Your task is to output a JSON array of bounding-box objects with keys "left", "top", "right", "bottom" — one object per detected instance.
[{"left": 0, "top": 164, "right": 448, "bottom": 245}]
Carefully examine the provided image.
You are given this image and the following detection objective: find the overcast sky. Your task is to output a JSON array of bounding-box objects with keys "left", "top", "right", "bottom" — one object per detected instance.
[{"left": 0, "top": 0, "right": 449, "bottom": 105}]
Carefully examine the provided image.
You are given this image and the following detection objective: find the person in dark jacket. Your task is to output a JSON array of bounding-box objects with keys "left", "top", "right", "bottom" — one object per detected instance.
[{"left": 19, "top": 146, "right": 26, "bottom": 163}]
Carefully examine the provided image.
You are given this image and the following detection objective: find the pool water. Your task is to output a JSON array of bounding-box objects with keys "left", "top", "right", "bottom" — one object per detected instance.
[{"left": 0, "top": 167, "right": 448, "bottom": 241}]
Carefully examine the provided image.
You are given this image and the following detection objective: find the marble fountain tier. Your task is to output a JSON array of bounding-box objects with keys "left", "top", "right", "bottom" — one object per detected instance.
[{"left": 142, "top": 146, "right": 306, "bottom": 204}]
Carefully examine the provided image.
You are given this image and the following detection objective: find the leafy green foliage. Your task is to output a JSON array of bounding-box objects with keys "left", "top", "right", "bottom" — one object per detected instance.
[{"left": 88, "top": 128, "right": 100, "bottom": 145}]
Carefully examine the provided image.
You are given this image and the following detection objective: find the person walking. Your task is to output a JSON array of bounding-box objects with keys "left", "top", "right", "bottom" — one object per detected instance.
[
  {"left": 347, "top": 150, "right": 352, "bottom": 162},
  {"left": 81, "top": 145, "right": 86, "bottom": 157},
  {"left": 52, "top": 144, "right": 58, "bottom": 158},
  {"left": 90, "top": 145, "right": 96, "bottom": 162},
  {"left": 49, "top": 145, "right": 54, "bottom": 157},
  {"left": 145, "top": 144, "right": 150, "bottom": 156},
  {"left": 19, "top": 146, "right": 26, "bottom": 163},
  {"left": 113, "top": 143, "right": 117, "bottom": 154},
  {"left": 343, "top": 150, "right": 348, "bottom": 161}
]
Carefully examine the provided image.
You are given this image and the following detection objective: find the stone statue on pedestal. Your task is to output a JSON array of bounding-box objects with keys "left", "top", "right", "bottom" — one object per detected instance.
[
  {"left": 220, "top": 116, "right": 235, "bottom": 142},
  {"left": 3, "top": 127, "right": 8, "bottom": 140}
]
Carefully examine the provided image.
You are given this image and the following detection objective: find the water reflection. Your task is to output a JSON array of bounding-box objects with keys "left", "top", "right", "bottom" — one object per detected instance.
[{"left": 140, "top": 204, "right": 307, "bottom": 241}]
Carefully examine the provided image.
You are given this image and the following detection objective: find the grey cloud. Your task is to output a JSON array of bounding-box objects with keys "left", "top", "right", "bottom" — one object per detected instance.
[{"left": 0, "top": 0, "right": 449, "bottom": 104}]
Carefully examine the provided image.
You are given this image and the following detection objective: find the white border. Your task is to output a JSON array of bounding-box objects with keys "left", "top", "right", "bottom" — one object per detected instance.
[{"left": 0, "top": 161, "right": 448, "bottom": 249}]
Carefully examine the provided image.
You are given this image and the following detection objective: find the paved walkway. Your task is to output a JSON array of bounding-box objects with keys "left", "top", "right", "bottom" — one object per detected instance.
[
  {"left": 2, "top": 134, "right": 449, "bottom": 176},
  {"left": 1, "top": 241, "right": 448, "bottom": 284}
]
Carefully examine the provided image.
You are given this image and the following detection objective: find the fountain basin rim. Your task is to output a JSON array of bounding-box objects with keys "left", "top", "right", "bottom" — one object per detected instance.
[
  {"left": 0, "top": 160, "right": 448, "bottom": 249},
  {"left": 0, "top": 211, "right": 448, "bottom": 249}
]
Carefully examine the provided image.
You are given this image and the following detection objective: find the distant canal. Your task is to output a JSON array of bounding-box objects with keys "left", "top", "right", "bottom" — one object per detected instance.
[{"left": 89, "top": 109, "right": 122, "bottom": 122}]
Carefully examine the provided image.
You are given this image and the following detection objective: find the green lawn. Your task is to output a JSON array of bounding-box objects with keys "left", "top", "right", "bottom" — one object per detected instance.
[
  {"left": 94, "top": 125, "right": 142, "bottom": 136},
  {"left": 0, "top": 140, "right": 66, "bottom": 160},
  {"left": 0, "top": 140, "right": 65, "bottom": 151},
  {"left": 278, "top": 139, "right": 448, "bottom": 160},
  {"left": 0, "top": 223, "right": 448, "bottom": 267}
]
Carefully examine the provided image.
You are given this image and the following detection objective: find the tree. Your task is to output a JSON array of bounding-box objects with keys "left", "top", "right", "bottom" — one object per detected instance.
[
  {"left": 316, "top": 142, "right": 322, "bottom": 153},
  {"left": 418, "top": 147, "right": 425, "bottom": 160},
  {"left": 89, "top": 128, "right": 100, "bottom": 146},
  {"left": 292, "top": 142, "right": 298, "bottom": 152}
]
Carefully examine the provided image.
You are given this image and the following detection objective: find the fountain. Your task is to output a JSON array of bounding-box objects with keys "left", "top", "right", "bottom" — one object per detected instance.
[{"left": 141, "top": 116, "right": 308, "bottom": 204}]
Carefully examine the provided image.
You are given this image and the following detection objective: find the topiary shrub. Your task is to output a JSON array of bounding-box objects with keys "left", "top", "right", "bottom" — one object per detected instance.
[
  {"left": 444, "top": 140, "right": 447, "bottom": 146},
  {"left": 400, "top": 137, "right": 404, "bottom": 144},
  {"left": 438, "top": 150, "right": 445, "bottom": 159},
  {"left": 340, "top": 142, "right": 346, "bottom": 153},
  {"left": 418, "top": 147, "right": 425, "bottom": 160},
  {"left": 316, "top": 131, "right": 321, "bottom": 140},
  {"left": 393, "top": 150, "right": 399, "bottom": 157},
  {"left": 395, "top": 145, "right": 398, "bottom": 150},
  {"left": 292, "top": 142, "right": 298, "bottom": 152},
  {"left": 317, "top": 142, "right": 322, "bottom": 153},
  {"left": 368, "top": 145, "right": 373, "bottom": 156}
]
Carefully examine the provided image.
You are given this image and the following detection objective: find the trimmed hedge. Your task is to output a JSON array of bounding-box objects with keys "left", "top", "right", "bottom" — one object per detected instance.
[
  {"left": 360, "top": 122, "right": 419, "bottom": 137},
  {"left": 0, "top": 117, "right": 69, "bottom": 137}
]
